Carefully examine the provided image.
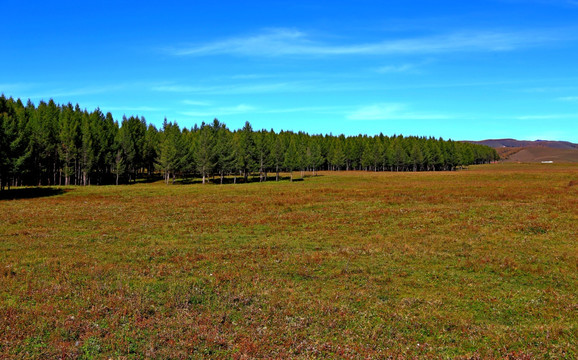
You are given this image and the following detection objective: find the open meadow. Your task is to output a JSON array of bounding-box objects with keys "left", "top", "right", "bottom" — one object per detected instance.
[{"left": 0, "top": 163, "right": 576, "bottom": 359}]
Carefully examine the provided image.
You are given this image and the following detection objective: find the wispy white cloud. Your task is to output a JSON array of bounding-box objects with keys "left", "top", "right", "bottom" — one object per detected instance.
[
  {"left": 558, "top": 96, "right": 578, "bottom": 101},
  {"left": 230, "top": 74, "right": 276, "bottom": 80},
  {"left": 520, "top": 85, "right": 578, "bottom": 93},
  {"left": 0, "top": 83, "right": 35, "bottom": 94},
  {"left": 516, "top": 113, "right": 578, "bottom": 120},
  {"left": 179, "top": 104, "right": 256, "bottom": 118},
  {"left": 105, "top": 106, "right": 166, "bottom": 112},
  {"left": 260, "top": 106, "right": 346, "bottom": 115},
  {"left": 178, "top": 103, "right": 347, "bottom": 118},
  {"left": 376, "top": 64, "right": 417, "bottom": 74},
  {"left": 22, "top": 84, "right": 130, "bottom": 100},
  {"left": 347, "top": 103, "right": 451, "bottom": 121},
  {"left": 152, "top": 82, "right": 305, "bottom": 95},
  {"left": 168, "top": 28, "right": 569, "bottom": 58},
  {"left": 182, "top": 100, "right": 212, "bottom": 106}
]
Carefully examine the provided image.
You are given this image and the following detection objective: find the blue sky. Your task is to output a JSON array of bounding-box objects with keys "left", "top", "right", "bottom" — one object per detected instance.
[{"left": 2, "top": 0, "right": 578, "bottom": 142}]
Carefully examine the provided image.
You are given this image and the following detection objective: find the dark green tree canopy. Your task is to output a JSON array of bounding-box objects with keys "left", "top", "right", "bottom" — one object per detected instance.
[{"left": 0, "top": 95, "right": 499, "bottom": 189}]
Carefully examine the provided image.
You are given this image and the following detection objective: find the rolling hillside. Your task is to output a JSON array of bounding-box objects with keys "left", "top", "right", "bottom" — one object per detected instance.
[
  {"left": 465, "top": 139, "right": 578, "bottom": 162},
  {"left": 467, "top": 139, "right": 578, "bottom": 150}
]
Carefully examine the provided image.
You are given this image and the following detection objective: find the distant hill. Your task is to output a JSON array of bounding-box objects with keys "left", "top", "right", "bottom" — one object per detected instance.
[
  {"left": 466, "top": 138, "right": 578, "bottom": 150},
  {"left": 464, "top": 139, "right": 578, "bottom": 163},
  {"left": 503, "top": 147, "right": 578, "bottom": 163}
]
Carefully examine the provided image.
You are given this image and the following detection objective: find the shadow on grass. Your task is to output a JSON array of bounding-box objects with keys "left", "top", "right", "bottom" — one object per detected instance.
[
  {"left": 133, "top": 176, "right": 165, "bottom": 184},
  {"left": 0, "top": 187, "right": 68, "bottom": 201},
  {"left": 173, "top": 174, "right": 321, "bottom": 185}
]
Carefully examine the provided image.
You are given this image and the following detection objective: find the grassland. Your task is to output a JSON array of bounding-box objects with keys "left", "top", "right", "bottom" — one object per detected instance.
[{"left": 0, "top": 163, "right": 576, "bottom": 359}]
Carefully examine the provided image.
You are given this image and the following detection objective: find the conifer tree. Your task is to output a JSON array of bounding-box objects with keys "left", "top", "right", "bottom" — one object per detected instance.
[
  {"left": 213, "top": 119, "right": 234, "bottom": 184},
  {"left": 58, "top": 103, "right": 80, "bottom": 185},
  {"left": 237, "top": 121, "right": 256, "bottom": 183},
  {"left": 309, "top": 138, "right": 324, "bottom": 176},
  {"left": 158, "top": 119, "right": 184, "bottom": 184},
  {"left": 254, "top": 130, "right": 270, "bottom": 182},
  {"left": 269, "top": 132, "right": 285, "bottom": 181},
  {"left": 143, "top": 124, "right": 159, "bottom": 178},
  {"left": 284, "top": 137, "right": 299, "bottom": 182},
  {"left": 195, "top": 122, "right": 216, "bottom": 184}
]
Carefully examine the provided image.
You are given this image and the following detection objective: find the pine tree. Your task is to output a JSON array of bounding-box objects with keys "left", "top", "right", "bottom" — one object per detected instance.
[
  {"left": 254, "top": 130, "right": 270, "bottom": 182},
  {"left": 309, "top": 137, "right": 324, "bottom": 176},
  {"left": 361, "top": 140, "right": 376, "bottom": 171},
  {"left": 112, "top": 129, "right": 127, "bottom": 186},
  {"left": 269, "top": 132, "right": 285, "bottom": 181},
  {"left": 328, "top": 139, "right": 345, "bottom": 170},
  {"left": 237, "top": 121, "right": 256, "bottom": 183},
  {"left": 80, "top": 111, "right": 95, "bottom": 186},
  {"left": 143, "top": 124, "right": 159, "bottom": 178},
  {"left": 213, "top": 119, "right": 234, "bottom": 184},
  {"left": 158, "top": 119, "right": 184, "bottom": 185},
  {"left": 195, "top": 122, "right": 216, "bottom": 184},
  {"left": 410, "top": 140, "right": 424, "bottom": 172},
  {"left": 58, "top": 103, "right": 80, "bottom": 185},
  {"left": 283, "top": 137, "right": 299, "bottom": 182}
]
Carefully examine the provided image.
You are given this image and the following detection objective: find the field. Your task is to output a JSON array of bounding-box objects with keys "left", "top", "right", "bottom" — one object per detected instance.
[{"left": 0, "top": 164, "right": 577, "bottom": 359}]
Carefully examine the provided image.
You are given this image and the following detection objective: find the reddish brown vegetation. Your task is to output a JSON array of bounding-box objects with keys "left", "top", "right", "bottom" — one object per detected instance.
[{"left": 0, "top": 164, "right": 576, "bottom": 358}]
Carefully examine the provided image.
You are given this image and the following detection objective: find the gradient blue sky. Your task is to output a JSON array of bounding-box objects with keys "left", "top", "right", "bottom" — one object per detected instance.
[{"left": 2, "top": 0, "right": 578, "bottom": 141}]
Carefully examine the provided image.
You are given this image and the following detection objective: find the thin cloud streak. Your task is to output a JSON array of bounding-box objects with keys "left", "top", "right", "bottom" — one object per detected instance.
[
  {"left": 20, "top": 84, "right": 131, "bottom": 100},
  {"left": 558, "top": 96, "right": 578, "bottom": 101},
  {"left": 105, "top": 106, "right": 166, "bottom": 112},
  {"left": 259, "top": 106, "right": 347, "bottom": 115},
  {"left": 182, "top": 100, "right": 212, "bottom": 106},
  {"left": 153, "top": 82, "right": 305, "bottom": 95},
  {"left": 152, "top": 78, "right": 544, "bottom": 96},
  {"left": 169, "top": 28, "right": 569, "bottom": 58},
  {"left": 179, "top": 104, "right": 348, "bottom": 118},
  {"left": 179, "top": 104, "right": 256, "bottom": 118},
  {"left": 376, "top": 64, "right": 417, "bottom": 74},
  {"left": 0, "top": 83, "right": 35, "bottom": 94},
  {"left": 348, "top": 103, "right": 451, "bottom": 121},
  {"left": 516, "top": 113, "right": 578, "bottom": 120}
]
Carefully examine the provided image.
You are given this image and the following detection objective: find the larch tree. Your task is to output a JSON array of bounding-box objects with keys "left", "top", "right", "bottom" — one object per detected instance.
[
  {"left": 283, "top": 137, "right": 299, "bottom": 182},
  {"left": 213, "top": 119, "right": 234, "bottom": 184},
  {"left": 194, "top": 121, "right": 216, "bottom": 185},
  {"left": 237, "top": 121, "right": 256, "bottom": 183}
]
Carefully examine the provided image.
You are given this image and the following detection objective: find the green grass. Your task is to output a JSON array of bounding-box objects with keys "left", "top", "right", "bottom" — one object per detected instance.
[{"left": 1, "top": 163, "right": 577, "bottom": 358}]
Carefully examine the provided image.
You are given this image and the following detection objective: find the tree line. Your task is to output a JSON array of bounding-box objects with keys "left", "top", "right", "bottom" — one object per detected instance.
[{"left": 0, "top": 96, "right": 499, "bottom": 189}]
